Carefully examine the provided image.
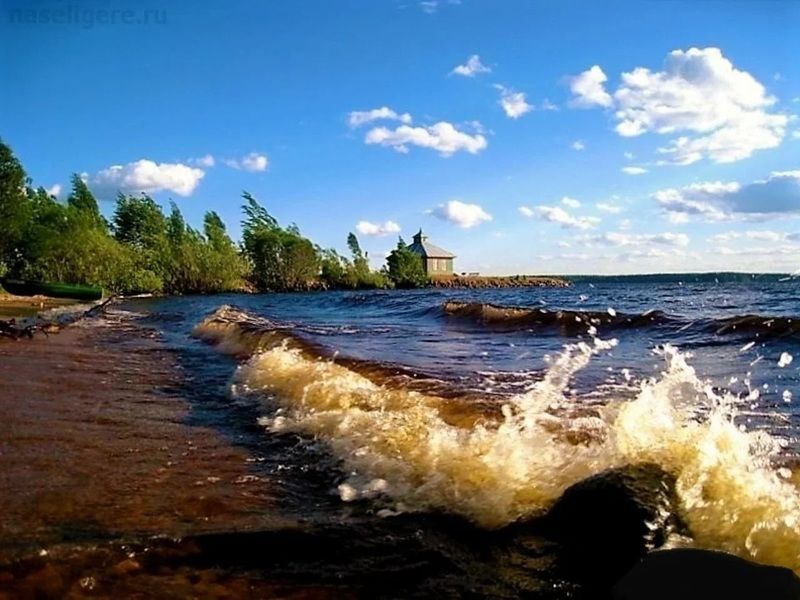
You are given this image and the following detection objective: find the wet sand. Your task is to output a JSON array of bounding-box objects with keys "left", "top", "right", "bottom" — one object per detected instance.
[
  {"left": 0, "top": 311, "right": 318, "bottom": 598},
  {"left": 0, "top": 294, "right": 76, "bottom": 319}
]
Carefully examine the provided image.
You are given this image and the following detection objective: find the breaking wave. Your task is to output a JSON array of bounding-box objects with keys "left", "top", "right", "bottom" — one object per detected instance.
[
  {"left": 441, "top": 300, "right": 800, "bottom": 339},
  {"left": 195, "top": 306, "right": 800, "bottom": 573}
]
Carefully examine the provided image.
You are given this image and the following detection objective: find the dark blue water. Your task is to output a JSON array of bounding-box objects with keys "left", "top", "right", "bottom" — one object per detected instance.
[
  {"left": 4, "top": 279, "right": 797, "bottom": 598},
  {"left": 129, "top": 280, "right": 800, "bottom": 446}
]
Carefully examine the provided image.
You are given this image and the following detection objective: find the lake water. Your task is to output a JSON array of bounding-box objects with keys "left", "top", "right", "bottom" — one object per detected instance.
[{"left": 3, "top": 277, "right": 799, "bottom": 597}]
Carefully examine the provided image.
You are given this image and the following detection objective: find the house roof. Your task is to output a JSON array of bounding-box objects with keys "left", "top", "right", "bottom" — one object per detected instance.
[{"left": 408, "top": 230, "right": 456, "bottom": 258}]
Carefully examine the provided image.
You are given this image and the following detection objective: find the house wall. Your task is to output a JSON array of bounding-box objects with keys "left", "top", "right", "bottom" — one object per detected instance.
[{"left": 425, "top": 258, "right": 454, "bottom": 275}]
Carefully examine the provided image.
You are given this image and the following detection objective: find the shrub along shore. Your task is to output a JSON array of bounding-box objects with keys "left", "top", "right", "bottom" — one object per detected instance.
[{"left": 0, "top": 139, "right": 567, "bottom": 296}]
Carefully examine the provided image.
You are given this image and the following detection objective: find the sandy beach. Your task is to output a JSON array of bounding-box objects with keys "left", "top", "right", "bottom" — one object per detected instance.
[
  {"left": 0, "top": 310, "right": 319, "bottom": 598},
  {"left": 0, "top": 294, "right": 77, "bottom": 319}
]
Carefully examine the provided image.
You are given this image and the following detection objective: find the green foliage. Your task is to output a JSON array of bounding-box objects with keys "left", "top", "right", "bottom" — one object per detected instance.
[
  {"left": 317, "top": 233, "right": 390, "bottom": 290},
  {"left": 241, "top": 191, "right": 320, "bottom": 291},
  {"left": 67, "top": 174, "right": 105, "bottom": 229},
  {"left": 386, "top": 237, "right": 428, "bottom": 288},
  {"left": 0, "top": 139, "right": 32, "bottom": 272},
  {"left": 0, "top": 141, "right": 427, "bottom": 296}
]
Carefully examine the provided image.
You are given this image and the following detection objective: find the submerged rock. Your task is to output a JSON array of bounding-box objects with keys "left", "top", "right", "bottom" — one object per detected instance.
[
  {"left": 613, "top": 548, "right": 800, "bottom": 600},
  {"left": 542, "top": 463, "right": 685, "bottom": 589}
]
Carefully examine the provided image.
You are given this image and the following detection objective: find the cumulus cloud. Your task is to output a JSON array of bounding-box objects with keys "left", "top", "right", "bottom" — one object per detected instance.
[
  {"left": 568, "top": 65, "right": 613, "bottom": 108},
  {"left": 451, "top": 54, "right": 490, "bottom": 77},
  {"left": 365, "top": 121, "right": 487, "bottom": 156},
  {"left": 190, "top": 154, "right": 215, "bottom": 168},
  {"left": 596, "top": 202, "right": 623, "bottom": 213},
  {"left": 429, "top": 199, "right": 492, "bottom": 228},
  {"left": 710, "top": 230, "right": 800, "bottom": 243},
  {"left": 568, "top": 48, "right": 790, "bottom": 164},
  {"left": 624, "top": 152, "right": 635, "bottom": 160},
  {"left": 348, "top": 106, "right": 412, "bottom": 128},
  {"left": 355, "top": 220, "right": 401, "bottom": 237},
  {"left": 541, "top": 99, "right": 559, "bottom": 111},
  {"left": 419, "top": 0, "right": 460, "bottom": 13},
  {"left": 46, "top": 184, "right": 61, "bottom": 198},
  {"left": 622, "top": 166, "right": 648, "bottom": 175},
  {"left": 561, "top": 196, "right": 581, "bottom": 208},
  {"left": 88, "top": 159, "right": 205, "bottom": 197},
  {"left": 225, "top": 152, "right": 269, "bottom": 172},
  {"left": 494, "top": 85, "right": 533, "bottom": 119},
  {"left": 571, "top": 140, "right": 586, "bottom": 151},
  {"left": 576, "top": 232, "right": 690, "bottom": 248},
  {"left": 520, "top": 204, "right": 600, "bottom": 230},
  {"left": 654, "top": 170, "right": 800, "bottom": 222},
  {"left": 518, "top": 206, "right": 535, "bottom": 218}
]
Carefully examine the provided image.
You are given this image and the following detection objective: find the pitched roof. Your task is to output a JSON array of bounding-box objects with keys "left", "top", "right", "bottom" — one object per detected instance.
[{"left": 408, "top": 230, "right": 456, "bottom": 258}]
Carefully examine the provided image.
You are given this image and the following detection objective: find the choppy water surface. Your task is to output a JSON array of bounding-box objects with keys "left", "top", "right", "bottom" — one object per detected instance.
[{"left": 3, "top": 277, "right": 799, "bottom": 597}]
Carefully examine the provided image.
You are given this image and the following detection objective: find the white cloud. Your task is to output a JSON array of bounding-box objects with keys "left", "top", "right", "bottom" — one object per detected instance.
[
  {"left": 190, "top": 154, "right": 215, "bottom": 168},
  {"left": 225, "top": 152, "right": 269, "bottom": 172},
  {"left": 46, "top": 184, "right": 61, "bottom": 198},
  {"left": 561, "top": 196, "right": 581, "bottom": 208},
  {"left": 89, "top": 159, "right": 205, "bottom": 197},
  {"left": 419, "top": 1, "right": 439, "bottom": 13},
  {"left": 571, "top": 140, "right": 586, "bottom": 151},
  {"left": 596, "top": 202, "right": 623, "bottom": 213},
  {"left": 622, "top": 166, "right": 648, "bottom": 175},
  {"left": 355, "top": 220, "right": 401, "bottom": 237},
  {"left": 624, "top": 152, "right": 635, "bottom": 160},
  {"left": 348, "top": 106, "right": 412, "bottom": 128},
  {"left": 654, "top": 170, "right": 800, "bottom": 222},
  {"left": 570, "top": 48, "right": 789, "bottom": 164},
  {"left": 568, "top": 65, "right": 613, "bottom": 108},
  {"left": 419, "top": 0, "right": 460, "bottom": 13},
  {"left": 451, "top": 54, "right": 490, "bottom": 77},
  {"left": 540, "top": 99, "right": 559, "bottom": 111},
  {"left": 494, "top": 85, "right": 533, "bottom": 119},
  {"left": 577, "top": 232, "right": 690, "bottom": 248},
  {"left": 793, "top": 130, "right": 800, "bottom": 139},
  {"left": 710, "top": 230, "right": 799, "bottom": 243},
  {"left": 429, "top": 199, "right": 492, "bottom": 228},
  {"left": 521, "top": 204, "right": 600, "bottom": 230},
  {"left": 518, "top": 206, "right": 535, "bottom": 218},
  {"left": 715, "top": 244, "right": 800, "bottom": 257},
  {"left": 365, "top": 121, "right": 487, "bottom": 156}
]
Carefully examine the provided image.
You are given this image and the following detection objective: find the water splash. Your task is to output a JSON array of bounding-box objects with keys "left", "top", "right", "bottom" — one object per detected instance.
[{"left": 195, "top": 307, "right": 800, "bottom": 573}]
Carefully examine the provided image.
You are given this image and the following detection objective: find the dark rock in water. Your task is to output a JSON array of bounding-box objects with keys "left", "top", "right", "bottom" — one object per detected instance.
[
  {"left": 613, "top": 548, "right": 800, "bottom": 600},
  {"left": 542, "top": 463, "right": 686, "bottom": 590}
]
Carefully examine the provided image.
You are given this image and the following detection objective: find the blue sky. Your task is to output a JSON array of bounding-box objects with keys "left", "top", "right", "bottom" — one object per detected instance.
[{"left": 2, "top": 0, "right": 799, "bottom": 274}]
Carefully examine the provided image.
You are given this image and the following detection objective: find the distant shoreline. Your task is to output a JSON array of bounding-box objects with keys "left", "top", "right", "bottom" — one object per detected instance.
[{"left": 429, "top": 275, "right": 569, "bottom": 288}]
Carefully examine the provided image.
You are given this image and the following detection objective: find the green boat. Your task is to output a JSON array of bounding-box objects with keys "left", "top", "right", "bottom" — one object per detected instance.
[{"left": 0, "top": 278, "right": 103, "bottom": 301}]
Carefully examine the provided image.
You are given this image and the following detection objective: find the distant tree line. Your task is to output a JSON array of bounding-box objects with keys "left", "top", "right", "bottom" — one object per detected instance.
[{"left": 0, "top": 140, "right": 428, "bottom": 295}]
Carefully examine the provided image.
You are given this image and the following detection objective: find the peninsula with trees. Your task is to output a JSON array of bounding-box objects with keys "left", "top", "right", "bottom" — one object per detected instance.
[{"left": 0, "top": 140, "right": 566, "bottom": 297}]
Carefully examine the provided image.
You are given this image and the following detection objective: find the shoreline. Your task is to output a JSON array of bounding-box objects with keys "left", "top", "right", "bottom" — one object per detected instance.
[
  {"left": 0, "top": 292, "right": 77, "bottom": 319},
  {"left": 0, "top": 310, "right": 296, "bottom": 595}
]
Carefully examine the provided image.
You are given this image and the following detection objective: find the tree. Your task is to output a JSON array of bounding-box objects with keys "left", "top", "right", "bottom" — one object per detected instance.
[
  {"left": 318, "top": 247, "right": 349, "bottom": 289},
  {"left": 241, "top": 191, "right": 319, "bottom": 291},
  {"left": 386, "top": 237, "right": 428, "bottom": 288},
  {"left": 112, "top": 193, "right": 167, "bottom": 248},
  {"left": 0, "top": 139, "right": 31, "bottom": 273},
  {"left": 66, "top": 174, "right": 105, "bottom": 229}
]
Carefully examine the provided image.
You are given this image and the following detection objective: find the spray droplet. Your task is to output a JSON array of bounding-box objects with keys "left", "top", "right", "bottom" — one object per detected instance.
[
  {"left": 778, "top": 352, "right": 793, "bottom": 368},
  {"left": 607, "top": 307, "right": 617, "bottom": 317}
]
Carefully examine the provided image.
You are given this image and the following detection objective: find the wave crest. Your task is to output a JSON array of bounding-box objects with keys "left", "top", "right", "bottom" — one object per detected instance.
[{"left": 195, "top": 306, "right": 800, "bottom": 573}]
